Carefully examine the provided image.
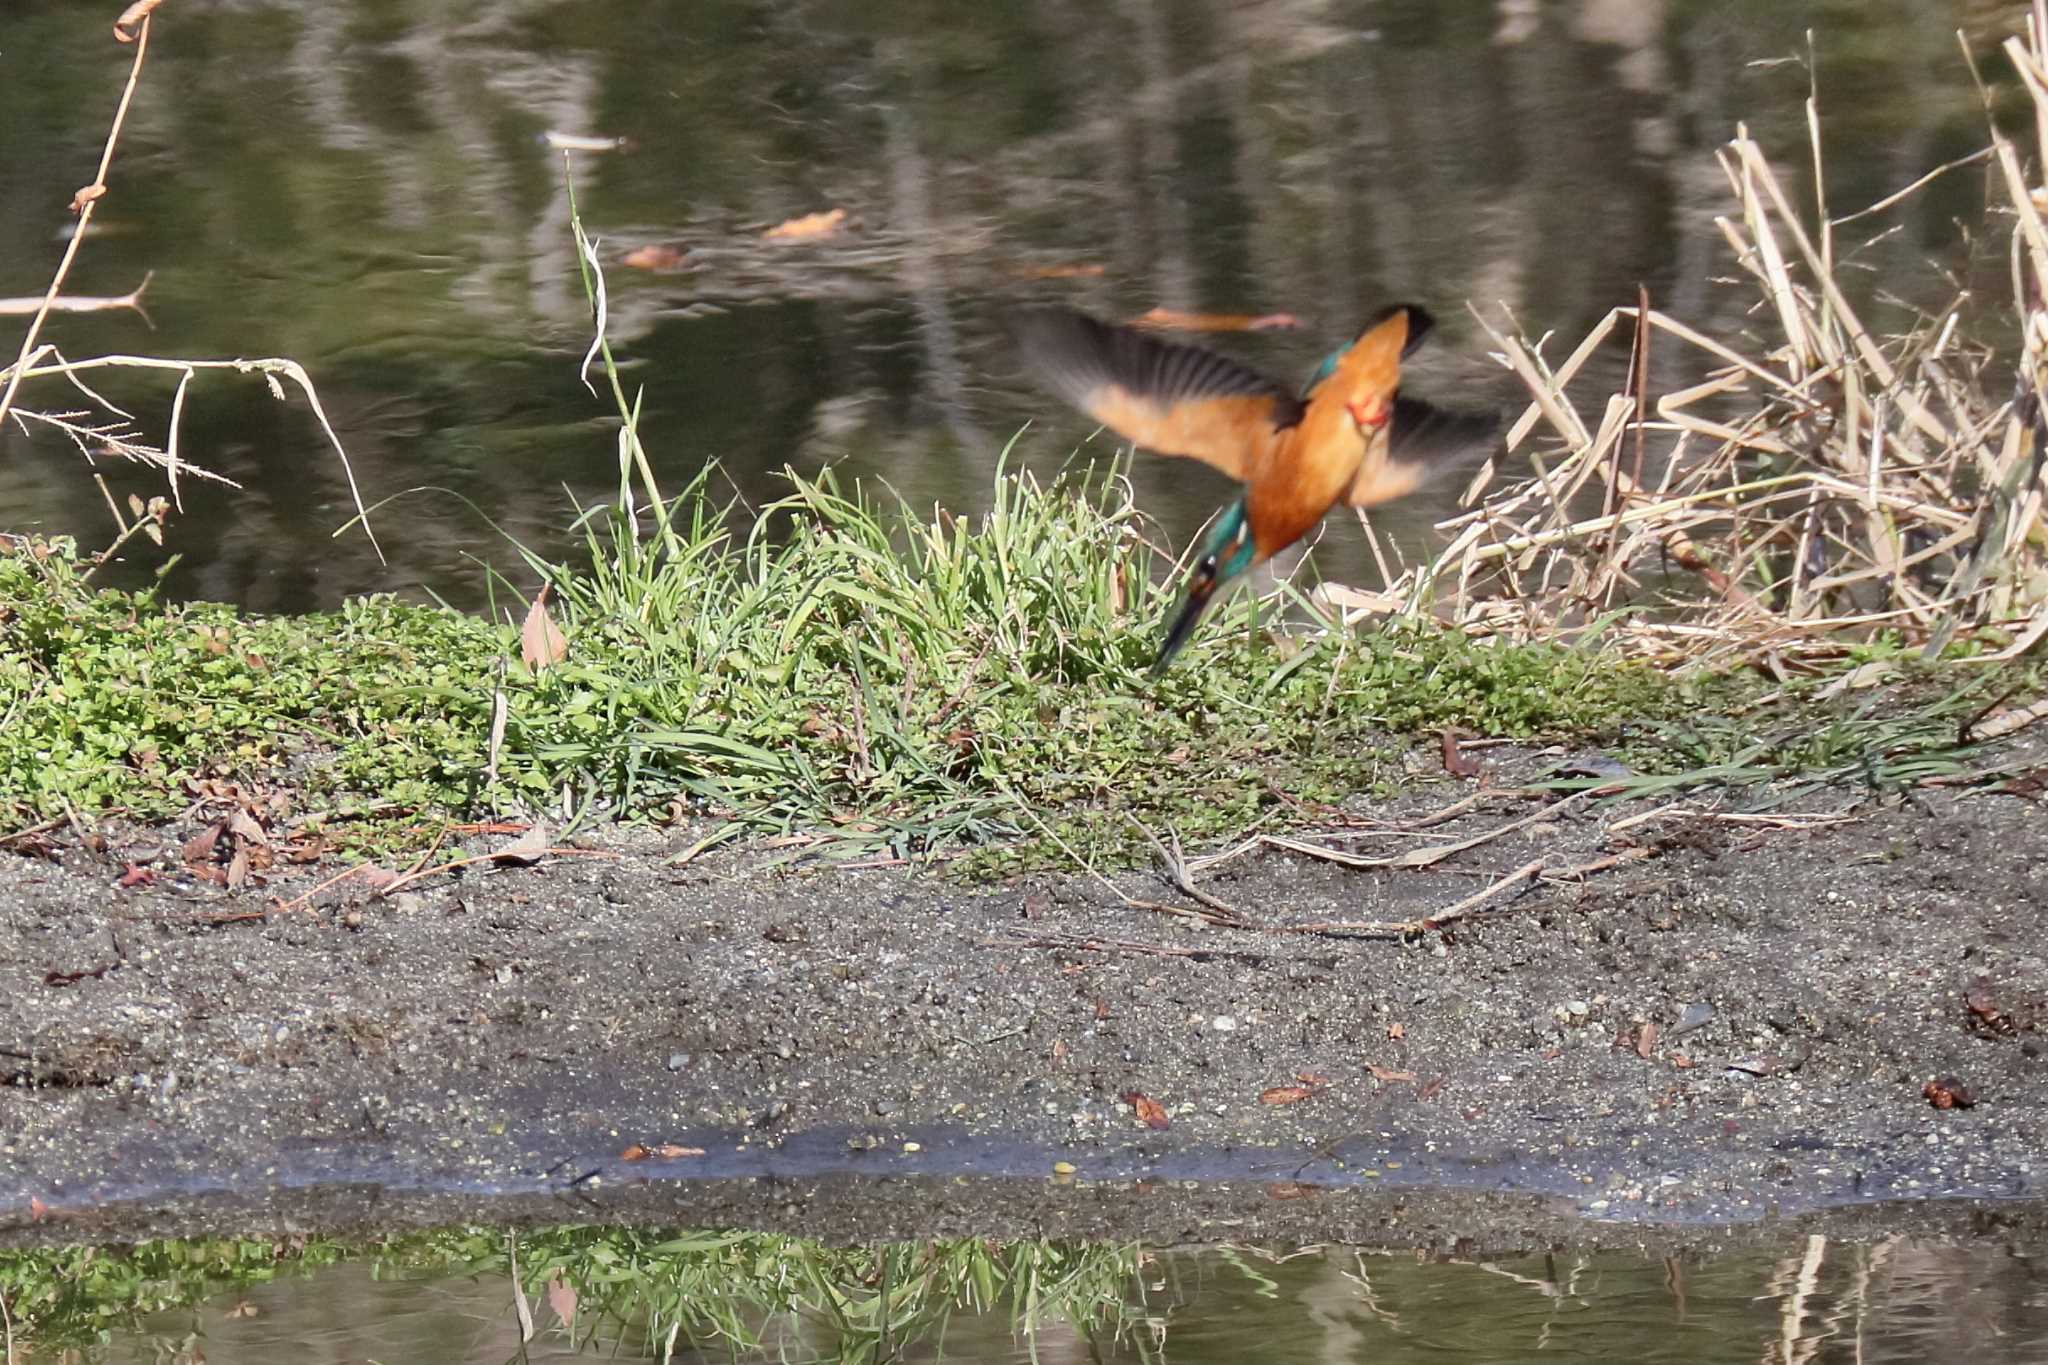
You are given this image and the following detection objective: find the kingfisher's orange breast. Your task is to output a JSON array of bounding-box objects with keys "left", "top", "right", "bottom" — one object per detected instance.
[
  {"left": 1244, "top": 416, "right": 1368, "bottom": 560},
  {"left": 1241, "top": 308, "right": 1413, "bottom": 558}
]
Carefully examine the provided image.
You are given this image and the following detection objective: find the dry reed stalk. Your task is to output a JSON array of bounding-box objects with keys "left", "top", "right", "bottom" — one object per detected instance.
[{"left": 1342, "top": 17, "right": 2048, "bottom": 667}]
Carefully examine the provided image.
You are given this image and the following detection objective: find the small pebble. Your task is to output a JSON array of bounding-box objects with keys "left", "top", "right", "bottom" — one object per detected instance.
[
  {"left": 1209, "top": 1016, "right": 1238, "bottom": 1032},
  {"left": 666, "top": 1052, "right": 691, "bottom": 1073}
]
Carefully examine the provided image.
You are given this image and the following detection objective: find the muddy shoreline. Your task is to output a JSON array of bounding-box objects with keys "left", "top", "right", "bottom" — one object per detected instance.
[{"left": 4, "top": 744, "right": 2045, "bottom": 1251}]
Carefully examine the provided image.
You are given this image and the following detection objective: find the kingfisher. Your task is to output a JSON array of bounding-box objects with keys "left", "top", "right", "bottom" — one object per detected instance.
[{"left": 1012, "top": 304, "right": 1496, "bottom": 671}]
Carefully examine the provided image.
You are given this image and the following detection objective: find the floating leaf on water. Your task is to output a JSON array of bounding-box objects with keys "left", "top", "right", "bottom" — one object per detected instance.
[
  {"left": 764, "top": 208, "right": 847, "bottom": 241},
  {"left": 542, "top": 130, "right": 634, "bottom": 154},
  {"left": 1008, "top": 262, "right": 1106, "bottom": 280},
  {"left": 1128, "top": 307, "right": 1300, "bottom": 332},
  {"left": 621, "top": 244, "right": 688, "bottom": 270}
]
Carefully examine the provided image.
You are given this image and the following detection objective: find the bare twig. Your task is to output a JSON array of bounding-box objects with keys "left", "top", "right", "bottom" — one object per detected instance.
[
  {"left": 1275, "top": 857, "right": 1550, "bottom": 938},
  {"left": 0, "top": 816, "right": 67, "bottom": 849},
  {"left": 370, "top": 845, "right": 615, "bottom": 900},
  {"left": 0, "top": 272, "right": 153, "bottom": 322},
  {"left": 982, "top": 929, "right": 1251, "bottom": 960},
  {"left": 1315, "top": 36, "right": 2048, "bottom": 662},
  {"left": 1126, "top": 814, "right": 1251, "bottom": 923},
  {"left": 0, "top": 7, "right": 153, "bottom": 429},
  {"left": 1249, "top": 792, "right": 1587, "bottom": 872}
]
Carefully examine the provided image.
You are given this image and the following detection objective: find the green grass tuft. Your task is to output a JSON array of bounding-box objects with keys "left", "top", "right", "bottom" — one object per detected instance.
[{"left": 0, "top": 467, "right": 1725, "bottom": 862}]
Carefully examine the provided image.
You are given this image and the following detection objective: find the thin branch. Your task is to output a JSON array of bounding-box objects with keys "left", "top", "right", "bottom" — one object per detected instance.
[{"left": 0, "top": 9, "right": 152, "bottom": 428}]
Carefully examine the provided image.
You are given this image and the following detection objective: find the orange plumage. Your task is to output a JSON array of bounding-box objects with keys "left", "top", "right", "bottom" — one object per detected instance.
[{"left": 1011, "top": 304, "right": 1496, "bottom": 668}]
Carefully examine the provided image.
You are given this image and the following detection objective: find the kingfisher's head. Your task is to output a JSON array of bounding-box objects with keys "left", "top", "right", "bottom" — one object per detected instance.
[{"left": 1302, "top": 304, "right": 1436, "bottom": 433}]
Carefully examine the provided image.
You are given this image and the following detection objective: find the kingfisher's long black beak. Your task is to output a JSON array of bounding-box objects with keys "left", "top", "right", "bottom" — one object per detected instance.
[{"left": 1151, "top": 563, "right": 1220, "bottom": 675}]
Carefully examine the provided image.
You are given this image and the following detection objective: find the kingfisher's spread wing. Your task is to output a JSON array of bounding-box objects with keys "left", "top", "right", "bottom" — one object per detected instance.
[
  {"left": 1011, "top": 308, "right": 1303, "bottom": 482},
  {"left": 1345, "top": 396, "right": 1502, "bottom": 508}
]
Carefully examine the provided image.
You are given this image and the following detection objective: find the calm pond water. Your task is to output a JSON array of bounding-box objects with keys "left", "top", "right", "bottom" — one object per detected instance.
[
  {"left": 0, "top": 0, "right": 2025, "bottom": 611},
  {"left": 33, "top": 1234, "right": 2048, "bottom": 1365}
]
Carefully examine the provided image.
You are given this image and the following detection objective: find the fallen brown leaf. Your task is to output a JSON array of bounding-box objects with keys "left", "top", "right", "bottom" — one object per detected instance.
[
  {"left": 617, "top": 1142, "right": 702, "bottom": 1160},
  {"left": 1994, "top": 766, "right": 2048, "bottom": 799},
  {"left": 1120, "top": 1091, "right": 1171, "bottom": 1129},
  {"left": 1636, "top": 1020, "right": 1661, "bottom": 1059},
  {"left": 1259, "top": 1085, "right": 1320, "bottom": 1106},
  {"left": 356, "top": 865, "right": 401, "bottom": 891},
  {"left": 183, "top": 820, "right": 225, "bottom": 863},
  {"left": 1264, "top": 1181, "right": 1318, "bottom": 1200},
  {"left": 1440, "top": 729, "right": 1481, "bottom": 778},
  {"left": 1366, "top": 1063, "right": 1416, "bottom": 1083},
  {"left": 1964, "top": 978, "right": 2042, "bottom": 1036},
  {"left": 521, "top": 586, "right": 568, "bottom": 670},
  {"left": 1967, "top": 695, "right": 2048, "bottom": 742},
  {"left": 1923, "top": 1076, "right": 1976, "bottom": 1110},
  {"left": 113, "top": 0, "right": 161, "bottom": 41},
  {"left": 546, "top": 1275, "right": 578, "bottom": 1326},
  {"left": 492, "top": 824, "right": 552, "bottom": 865},
  {"left": 1387, "top": 1021, "right": 1406, "bottom": 1041}
]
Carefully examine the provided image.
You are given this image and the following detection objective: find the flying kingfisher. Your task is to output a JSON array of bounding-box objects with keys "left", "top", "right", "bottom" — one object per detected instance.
[{"left": 1012, "top": 304, "right": 1497, "bottom": 671}]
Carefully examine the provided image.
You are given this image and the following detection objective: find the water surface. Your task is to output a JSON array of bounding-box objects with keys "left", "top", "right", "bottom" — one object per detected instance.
[
  {"left": 0, "top": 1, "right": 2022, "bottom": 609},
  {"left": 51, "top": 1234, "right": 2048, "bottom": 1364}
]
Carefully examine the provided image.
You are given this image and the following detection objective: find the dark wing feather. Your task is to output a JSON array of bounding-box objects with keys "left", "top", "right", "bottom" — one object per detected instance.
[
  {"left": 1345, "top": 396, "right": 1503, "bottom": 508},
  {"left": 1011, "top": 308, "right": 1302, "bottom": 480}
]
